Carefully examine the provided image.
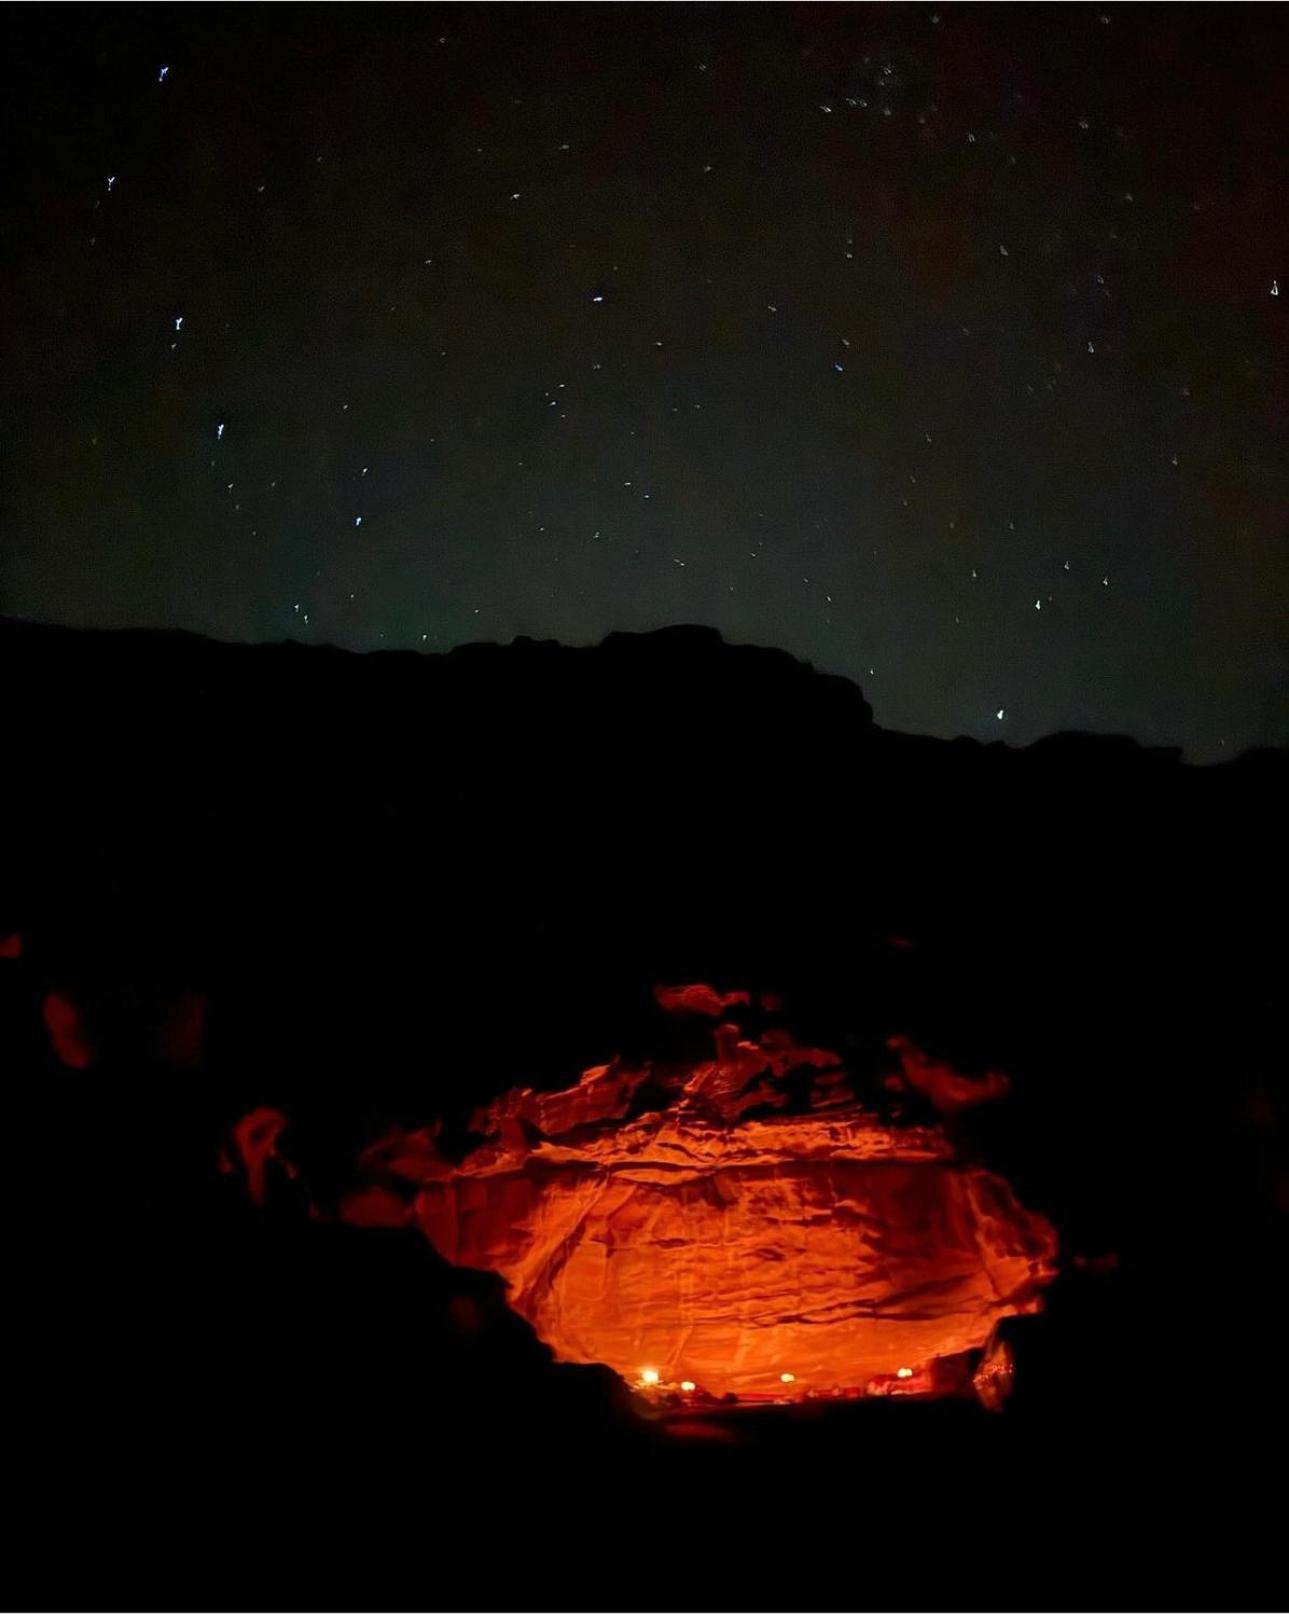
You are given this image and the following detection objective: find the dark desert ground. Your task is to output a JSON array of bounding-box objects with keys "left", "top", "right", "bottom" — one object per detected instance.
[{"left": 3, "top": 615, "right": 1286, "bottom": 1609}]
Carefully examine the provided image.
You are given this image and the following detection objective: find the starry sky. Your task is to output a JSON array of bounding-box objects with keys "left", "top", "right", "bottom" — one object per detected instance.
[{"left": 3, "top": 4, "right": 1286, "bottom": 758}]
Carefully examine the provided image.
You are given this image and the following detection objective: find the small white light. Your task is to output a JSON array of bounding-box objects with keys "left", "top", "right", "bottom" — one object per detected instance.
[
  {"left": 640, "top": 1368, "right": 660, "bottom": 1386},
  {"left": 780, "top": 1372, "right": 796, "bottom": 1384},
  {"left": 897, "top": 1367, "right": 914, "bottom": 1379},
  {"left": 680, "top": 1380, "right": 696, "bottom": 1393}
]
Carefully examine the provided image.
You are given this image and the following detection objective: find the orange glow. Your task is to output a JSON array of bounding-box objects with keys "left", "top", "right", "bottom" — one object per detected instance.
[
  {"left": 885, "top": 1035, "right": 1011, "bottom": 1114},
  {"left": 323, "top": 990, "right": 1059, "bottom": 1404},
  {"left": 972, "top": 1333, "right": 1015, "bottom": 1413}
]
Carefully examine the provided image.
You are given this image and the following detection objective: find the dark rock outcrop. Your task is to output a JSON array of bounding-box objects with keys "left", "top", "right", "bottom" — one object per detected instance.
[{"left": 1, "top": 615, "right": 1285, "bottom": 1609}]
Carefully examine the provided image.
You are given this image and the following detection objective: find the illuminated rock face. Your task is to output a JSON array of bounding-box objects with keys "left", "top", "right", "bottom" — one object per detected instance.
[
  {"left": 408, "top": 1152, "right": 1050, "bottom": 1399},
  {"left": 337, "top": 991, "right": 1059, "bottom": 1403}
]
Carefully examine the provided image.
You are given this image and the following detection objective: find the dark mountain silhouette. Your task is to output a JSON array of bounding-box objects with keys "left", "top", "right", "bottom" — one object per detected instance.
[{"left": 2, "top": 615, "right": 1285, "bottom": 1609}]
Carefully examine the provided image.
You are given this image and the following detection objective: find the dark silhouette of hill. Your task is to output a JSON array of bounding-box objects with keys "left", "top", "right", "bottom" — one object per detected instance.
[{"left": 2, "top": 615, "right": 1286, "bottom": 1609}]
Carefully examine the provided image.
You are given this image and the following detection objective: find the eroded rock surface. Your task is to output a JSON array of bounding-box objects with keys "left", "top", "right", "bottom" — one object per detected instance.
[{"left": 328, "top": 988, "right": 1058, "bottom": 1401}]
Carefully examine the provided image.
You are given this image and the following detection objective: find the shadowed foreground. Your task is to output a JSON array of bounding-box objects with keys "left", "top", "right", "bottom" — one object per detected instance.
[{"left": 2, "top": 617, "right": 1285, "bottom": 1609}]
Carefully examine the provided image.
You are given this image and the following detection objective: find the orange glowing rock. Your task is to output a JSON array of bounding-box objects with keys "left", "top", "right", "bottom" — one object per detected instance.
[
  {"left": 653, "top": 983, "right": 752, "bottom": 1018},
  {"left": 340, "top": 1002, "right": 1059, "bottom": 1403},
  {"left": 885, "top": 1035, "right": 1011, "bottom": 1114}
]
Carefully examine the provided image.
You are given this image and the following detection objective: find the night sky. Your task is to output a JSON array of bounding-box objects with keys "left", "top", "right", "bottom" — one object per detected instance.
[{"left": 3, "top": 4, "right": 1286, "bottom": 759}]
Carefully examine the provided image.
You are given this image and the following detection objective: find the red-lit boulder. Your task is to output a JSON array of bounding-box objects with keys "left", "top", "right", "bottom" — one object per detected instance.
[
  {"left": 885, "top": 1034, "right": 1011, "bottom": 1114},
  {"left": 42, "top": 990, "right": 95, "bottom": 1070},
  {"left": 653, "top": 983, "right": 752, "bottom": 1018},
  {"left": 221, "top": 1106, "right": 294, "bottom": 1208},
  {"left": 337, "top": 1003, "right": 1058, "bottom": 1404}
]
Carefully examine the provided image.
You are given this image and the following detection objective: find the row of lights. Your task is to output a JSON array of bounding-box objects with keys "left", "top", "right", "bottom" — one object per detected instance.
[{"left": 640, "top": 1366, "right": 917, "bottom": 1388}]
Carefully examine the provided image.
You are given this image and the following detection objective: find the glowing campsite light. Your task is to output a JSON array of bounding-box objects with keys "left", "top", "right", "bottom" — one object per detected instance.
[
  {"left": 639, "top": 1368, "right": 661, "bottom": 1386},
  {"left": 896, "top": 1367, "right": 914, "bottom": 1379},
  {"left": 680, "top": 1380, "right": 696, "bottom": 1393}
]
